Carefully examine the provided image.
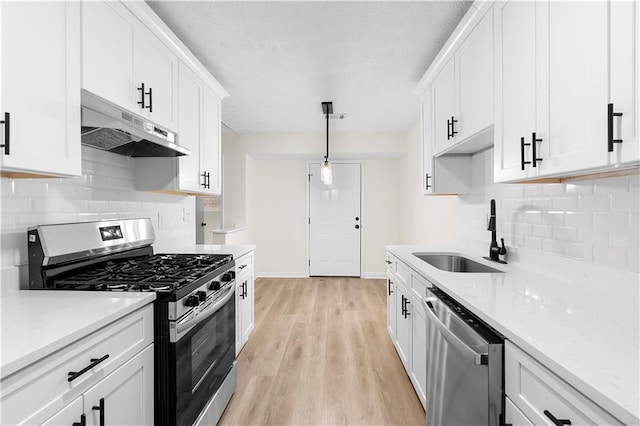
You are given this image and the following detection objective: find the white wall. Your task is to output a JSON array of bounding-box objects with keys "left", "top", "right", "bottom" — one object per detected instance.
[
  {"left": 222, "top": 132, "right": 403, "bottom": 277},
  {"left": 0, "top": 147, "right": 196, "bottom": 294}
]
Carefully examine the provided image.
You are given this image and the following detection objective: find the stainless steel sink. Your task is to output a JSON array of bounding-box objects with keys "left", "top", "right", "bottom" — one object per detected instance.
[{"left": 413, "top": 253, "right": 504, "bottom": 273}]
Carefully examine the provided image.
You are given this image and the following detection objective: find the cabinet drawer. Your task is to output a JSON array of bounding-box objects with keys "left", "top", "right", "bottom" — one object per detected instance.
[
  {"left": 505, "top": 397, "right": 534, "bottom": 425},
  {"left": 505, "top": 342, "right": 621, "bottom": 425},
  {"left": 1, "top": 304, "right": 154, "bottom": 425},
  {"left": 236, "top": 251, "right": 253, "bottom": 273},
  {"left": 410, "top": 271, "right": 429, "bottom": 301}
]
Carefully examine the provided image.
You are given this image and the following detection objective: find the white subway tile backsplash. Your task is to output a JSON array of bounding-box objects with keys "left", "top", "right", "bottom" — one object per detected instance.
[
  {"left": 611, "top": 191, "right": 639, "bottom": 211},
  {"left": 578, "top": 193, "right": 611, "bottom": 211},
  {"left": 1, "top": 147, "right": 195, "bottom": 286},
  {"left": 458, "top": 149, "right": 638, "bottom": 273},
  {"left": 593, "top": 246, "right": 628, "bottom": 268}
]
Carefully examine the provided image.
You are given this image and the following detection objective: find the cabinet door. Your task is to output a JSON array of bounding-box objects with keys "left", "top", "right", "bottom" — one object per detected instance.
[
  {"left": 456, "top": 10, "right": 493, "bottom": 142},
  {"left": 421, "top": 91, "right": 435, "bottom": 195},
  {"left": 394, "top": 286, "right": 411, "bottom": 369},
  {"left": 432, "top": 58, "right": 456, "bottom": 154},
  {"left": 505, "top": 397, "right": 534, "bottom": 426},
  {"left": 493, "top": 0, "right": 538, "bottom": 182},
  {"left": 135, "top": 31, "right": 178, "bottom": 131},
  {"left": 84, "top": 345, "right": 154, "bottom": 426},
  {"left": 1, "top": 1, "right": 81, "bottom": 177},
  {"left": 386, "top": 277, "right": 396, "bottom": 339},
  {"left": 409, "top": 299, "right": 427, "bottom": 409},
  {"left": 540, "top": 1, "right": 609, "bottom": 175},
  {"left": 610, "top": 0, "right": 639, "bottom": 165},
  {"left": 202, "top": 86, "right": 222, "bottom": 194},
  {"left": 40, "top": 396, "right": 84, "bottom": 426},
  {"left": 177, "top": 62, "right": 203, "bottom": 192},
  {"left": 81, "top": 1, "right": 138, "bottom": 114},
  {"left": 240, "top": 270, "right": 255, "bottom": 346}
]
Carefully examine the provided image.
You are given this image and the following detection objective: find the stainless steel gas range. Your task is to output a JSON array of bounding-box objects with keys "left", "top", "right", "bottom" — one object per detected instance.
[{"left": 27, "top": 218, "right": 237, "bottom": 426}]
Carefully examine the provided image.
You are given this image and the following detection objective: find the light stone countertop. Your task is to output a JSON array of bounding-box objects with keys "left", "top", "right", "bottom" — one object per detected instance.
[
  {"left": 386, "top": 245, "right": 640, "bottom": 425},
  {"left": 0, "top": 291, "right": 156, "bottom": 378}
]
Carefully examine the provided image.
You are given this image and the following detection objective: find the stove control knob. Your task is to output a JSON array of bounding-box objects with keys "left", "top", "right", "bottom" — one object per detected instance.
[
  {"left": 221, "top": 271, "right": 235, "bottom": 282},
  {"left": 196, "top": 291, "right": 207, "bottom": 302},
  {"left": 184, "top": 295, "right": 200, "bottom": 307},
  {"left": 209, "top": 281, "right": 221, "bottom": 291}
]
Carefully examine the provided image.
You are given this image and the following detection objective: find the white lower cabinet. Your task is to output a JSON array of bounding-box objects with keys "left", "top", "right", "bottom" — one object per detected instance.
[
  {"left": 505, "top": 397, "right": 534, "bottom": 426},
  {"left": 505, "top": 341, "right": 622, "bottom": 425},
  {"left": 1, "top": 305, "right": 154, "bottom": 426},
  {"left": 386, "top": 252, "right": 427, "bottom": 408},
  {"left": 236, "top": 251, "right": 255, "bottom": 355}
]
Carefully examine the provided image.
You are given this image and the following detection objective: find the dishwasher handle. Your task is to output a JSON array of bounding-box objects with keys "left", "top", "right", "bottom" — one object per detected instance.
[{"left": 423, "top": 297, "right": 488, "bottom": 366}]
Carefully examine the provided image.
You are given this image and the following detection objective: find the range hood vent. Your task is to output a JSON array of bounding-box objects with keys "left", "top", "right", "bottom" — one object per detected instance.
[{"left": 80, "top": 91, "right": 189, "bottom": 157}]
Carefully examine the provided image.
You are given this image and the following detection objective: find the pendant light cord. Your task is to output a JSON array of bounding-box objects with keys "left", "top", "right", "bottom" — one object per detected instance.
[{"left": 325, "top": 111, "right": 329, "bottom": 162}]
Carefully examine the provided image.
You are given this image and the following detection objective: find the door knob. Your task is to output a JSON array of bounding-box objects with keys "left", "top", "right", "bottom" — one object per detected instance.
[
  {"left": 355, "top": 224, "right": 360, "bottom": 229},
  {"left": 355, "top": 217, "right": 360, "bottom": 221}
]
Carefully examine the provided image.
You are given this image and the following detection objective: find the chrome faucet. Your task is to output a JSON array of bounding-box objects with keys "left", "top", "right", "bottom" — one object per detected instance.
[{"left": 484, "top": 199, "right": 507, "bottom": 264}]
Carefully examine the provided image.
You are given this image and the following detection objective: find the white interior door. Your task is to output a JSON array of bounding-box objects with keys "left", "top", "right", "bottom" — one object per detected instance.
[{"left": 309, "top": 162, "right": 361, "bottom": 277}]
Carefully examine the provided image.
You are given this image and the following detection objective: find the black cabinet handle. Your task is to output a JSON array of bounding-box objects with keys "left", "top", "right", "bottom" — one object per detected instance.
[
  {"left": 385, "top": 260, "right": 392, "bottom": 265},
  {"left": 355, "top": 217, "right": 359, "bottom": 221},
  {"left": 72, "top": 413, "right": 86, "bottom": 426},
  {"left": 450, "top": 116, "right": 458, "bottom": 138},
  {"left": 137, "top": 83, "right": 146, "bottom": 109},
  {"left": 532, "top": 132, "right": 543, "bottom": 167},
  {"left": 238, "top": 264, "right": 247, "bottom": 270},
  {"left": 201, "top": 172, "right": 208, "bottom": 188},
  {"left": 544, "top": 409, "right": 571, "bottom": 425},
  {"left": 206, "top": 172, "right": 211, "bottom": 189},
  {"left": 92, "top": 398, "right": 105, "bottom": 426},
  {"left": 201, "top": 222, "right": 207, "bottom": 227},
  {"left": 401, "top": 295, "right": 406, "bottom": 316},
  {"left": 387, "top": 280, "right": 393, "bottom": 295},
  {"left": 1, "top": 112, "right": 9, "bottom": 155},
  {"left": 608, "top": 103, "right": 623, "bottom": 152},
  {"left": 244, "top": 281, "right": 248, "bottom": 298},
  {"left": 447, "top": 118, "right": 451, "bottom": 140},
  {"left": 68, "top": 354, "right": 109, "bottom": 382},
  {"left": 147, "top": 86, "right": 153, "bottom": 113},
  {"left": 520, "top": 136, "right": 531, "bottom": 170},
  {"left": 425, "top": 173, "right": 432, "bottom": 190},
  {"left": 404, "top": 299, "right": 411, "bottom": 317},
  {"left": 355, "top": 224, "right": 360, "bottom": 229}
]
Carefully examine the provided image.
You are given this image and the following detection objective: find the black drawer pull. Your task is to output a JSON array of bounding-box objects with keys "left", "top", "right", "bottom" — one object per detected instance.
[
  {"left": 385, "top": 260, "right": 392, "bottom": 265},
  {"left": 387, "top": 280, "right": 393, "bottom": 296},
  {"left": 137, "top": 83, "right": 146, "bottom": 109},
  {"left": 1, "top": 112, "right": 9, "bottom": 155},
  {"left": 68, "top": 354, "right": 109, "bottom": 382},
  {"left": 520, "top": 136, "right": 531, "bottom": 170},
  {"left": 92, "top": 398, "right": 105, "bottom": 426},
  {"left": 404, "top": 299, "right": 411, "bottom": 317},
  {"left": 608, "top": 103, "right": 623, "bottom": 152},
  {"left": 450, "top": 116, "right": 458, "bottom": 138},
  {"left": 147, "top": 86, "right": 153, "bottom": 113},
  {"left": 72, "top": 413, "right": 86, "bottom": 426},
  {"left": 238, "top": 264, "right": 247, "bottom": 270},
  {"left": 425, "top": 173, "right": 432, "bottom": 190},
  {"left": 544, "top": 409, "right": 572, "bottom": 425},
  {"left": 532, "top": 132, "right": 543, "bottom": 167}
]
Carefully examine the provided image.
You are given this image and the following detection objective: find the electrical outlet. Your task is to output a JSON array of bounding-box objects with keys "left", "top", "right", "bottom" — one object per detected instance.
[{"left": 183, "top": 208, "right": 192, "bottom": 223}]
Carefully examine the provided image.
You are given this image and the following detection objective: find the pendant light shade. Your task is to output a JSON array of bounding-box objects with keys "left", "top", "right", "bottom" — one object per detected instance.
[
  {"left": 321, "top": 101, "right": 333, "bottom": 186},
  {"left": 320, "top": 160, "right": 332, "bottom": 185}
]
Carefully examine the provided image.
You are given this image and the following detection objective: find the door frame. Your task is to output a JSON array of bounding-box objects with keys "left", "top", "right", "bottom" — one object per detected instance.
[{"left": 305, "top": 160, "right": 365, "bottom": 278}]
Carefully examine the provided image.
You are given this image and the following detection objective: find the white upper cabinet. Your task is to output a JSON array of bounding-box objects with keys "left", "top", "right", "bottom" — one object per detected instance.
[
  {"left": 135, "top": 61, "right": 222, "bottom": 195},
  {"left": 422, "top": 90, "right": 471, "bottom": 195},
  {"left": 609, "top": 0, "right": 639, "bottom": 166},
  {"left": 81, "top": 0, "right": 178, "bottom": 131},
  {"left": 432, "top": 58, "right": 457, "bottom": 154},
  {"left": 0, "top": 1, "right": 81, "bottom": 177},
  {"left": 493, "top": 0, "right": 540, "bottom": 182},
  {"left": 455, "top": 10, "right": 494, "bottom": 143},
  {"left": 494, "top": 0, "right": 639, "bottom": 182}
]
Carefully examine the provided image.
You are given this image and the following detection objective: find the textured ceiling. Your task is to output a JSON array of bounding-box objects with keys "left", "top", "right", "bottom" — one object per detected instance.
[{"left": 146, "top": 1, "right": 472, "bottom": 134}]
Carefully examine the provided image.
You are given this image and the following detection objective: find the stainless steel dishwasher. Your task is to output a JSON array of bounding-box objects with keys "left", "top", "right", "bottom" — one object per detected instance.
[{"left": 422, "top": 286, "right": 504, "bottom": 426}]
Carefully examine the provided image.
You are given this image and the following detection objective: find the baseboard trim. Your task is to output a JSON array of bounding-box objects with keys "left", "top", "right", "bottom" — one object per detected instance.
[
  {"left": 362, "top": 272, "right": 386, "bottom": 279},
  {"left": 256, "top": 272, "right": 309, "bottom": 278}
]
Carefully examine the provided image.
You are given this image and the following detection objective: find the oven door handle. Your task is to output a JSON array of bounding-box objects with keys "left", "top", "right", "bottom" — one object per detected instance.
[{"left": 176, "top": 284, "right": 235, "bottom": 339}]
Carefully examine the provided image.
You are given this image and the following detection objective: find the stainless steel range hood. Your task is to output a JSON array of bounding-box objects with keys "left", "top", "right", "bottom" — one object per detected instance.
[{"left": 81, "top": 91, "right": 189, "bottom": 157}]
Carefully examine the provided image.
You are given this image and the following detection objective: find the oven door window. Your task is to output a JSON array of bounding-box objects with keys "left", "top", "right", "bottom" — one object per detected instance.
[{"left": 174, "top": 290, "right": 236, "bottom": 426}]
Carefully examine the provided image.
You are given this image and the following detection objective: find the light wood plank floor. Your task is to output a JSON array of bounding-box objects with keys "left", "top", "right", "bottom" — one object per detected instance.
[{"left": 219, "top": 277, "right": 426, "bottom": 426}]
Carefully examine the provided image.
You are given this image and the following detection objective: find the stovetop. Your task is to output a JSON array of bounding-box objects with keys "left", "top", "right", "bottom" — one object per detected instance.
[{"left": 52, "top": 253, "right": 233, "bottom": 293}]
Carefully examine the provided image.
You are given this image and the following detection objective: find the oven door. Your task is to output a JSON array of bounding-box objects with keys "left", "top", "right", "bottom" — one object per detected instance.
[{"left": 172, "top": 284, "right": 236, "bottom": 426}]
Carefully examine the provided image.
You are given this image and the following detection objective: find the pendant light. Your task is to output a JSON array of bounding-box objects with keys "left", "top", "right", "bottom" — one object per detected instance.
[{"left": 320, "top": 101, "right": 333, "bottom": 185}]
